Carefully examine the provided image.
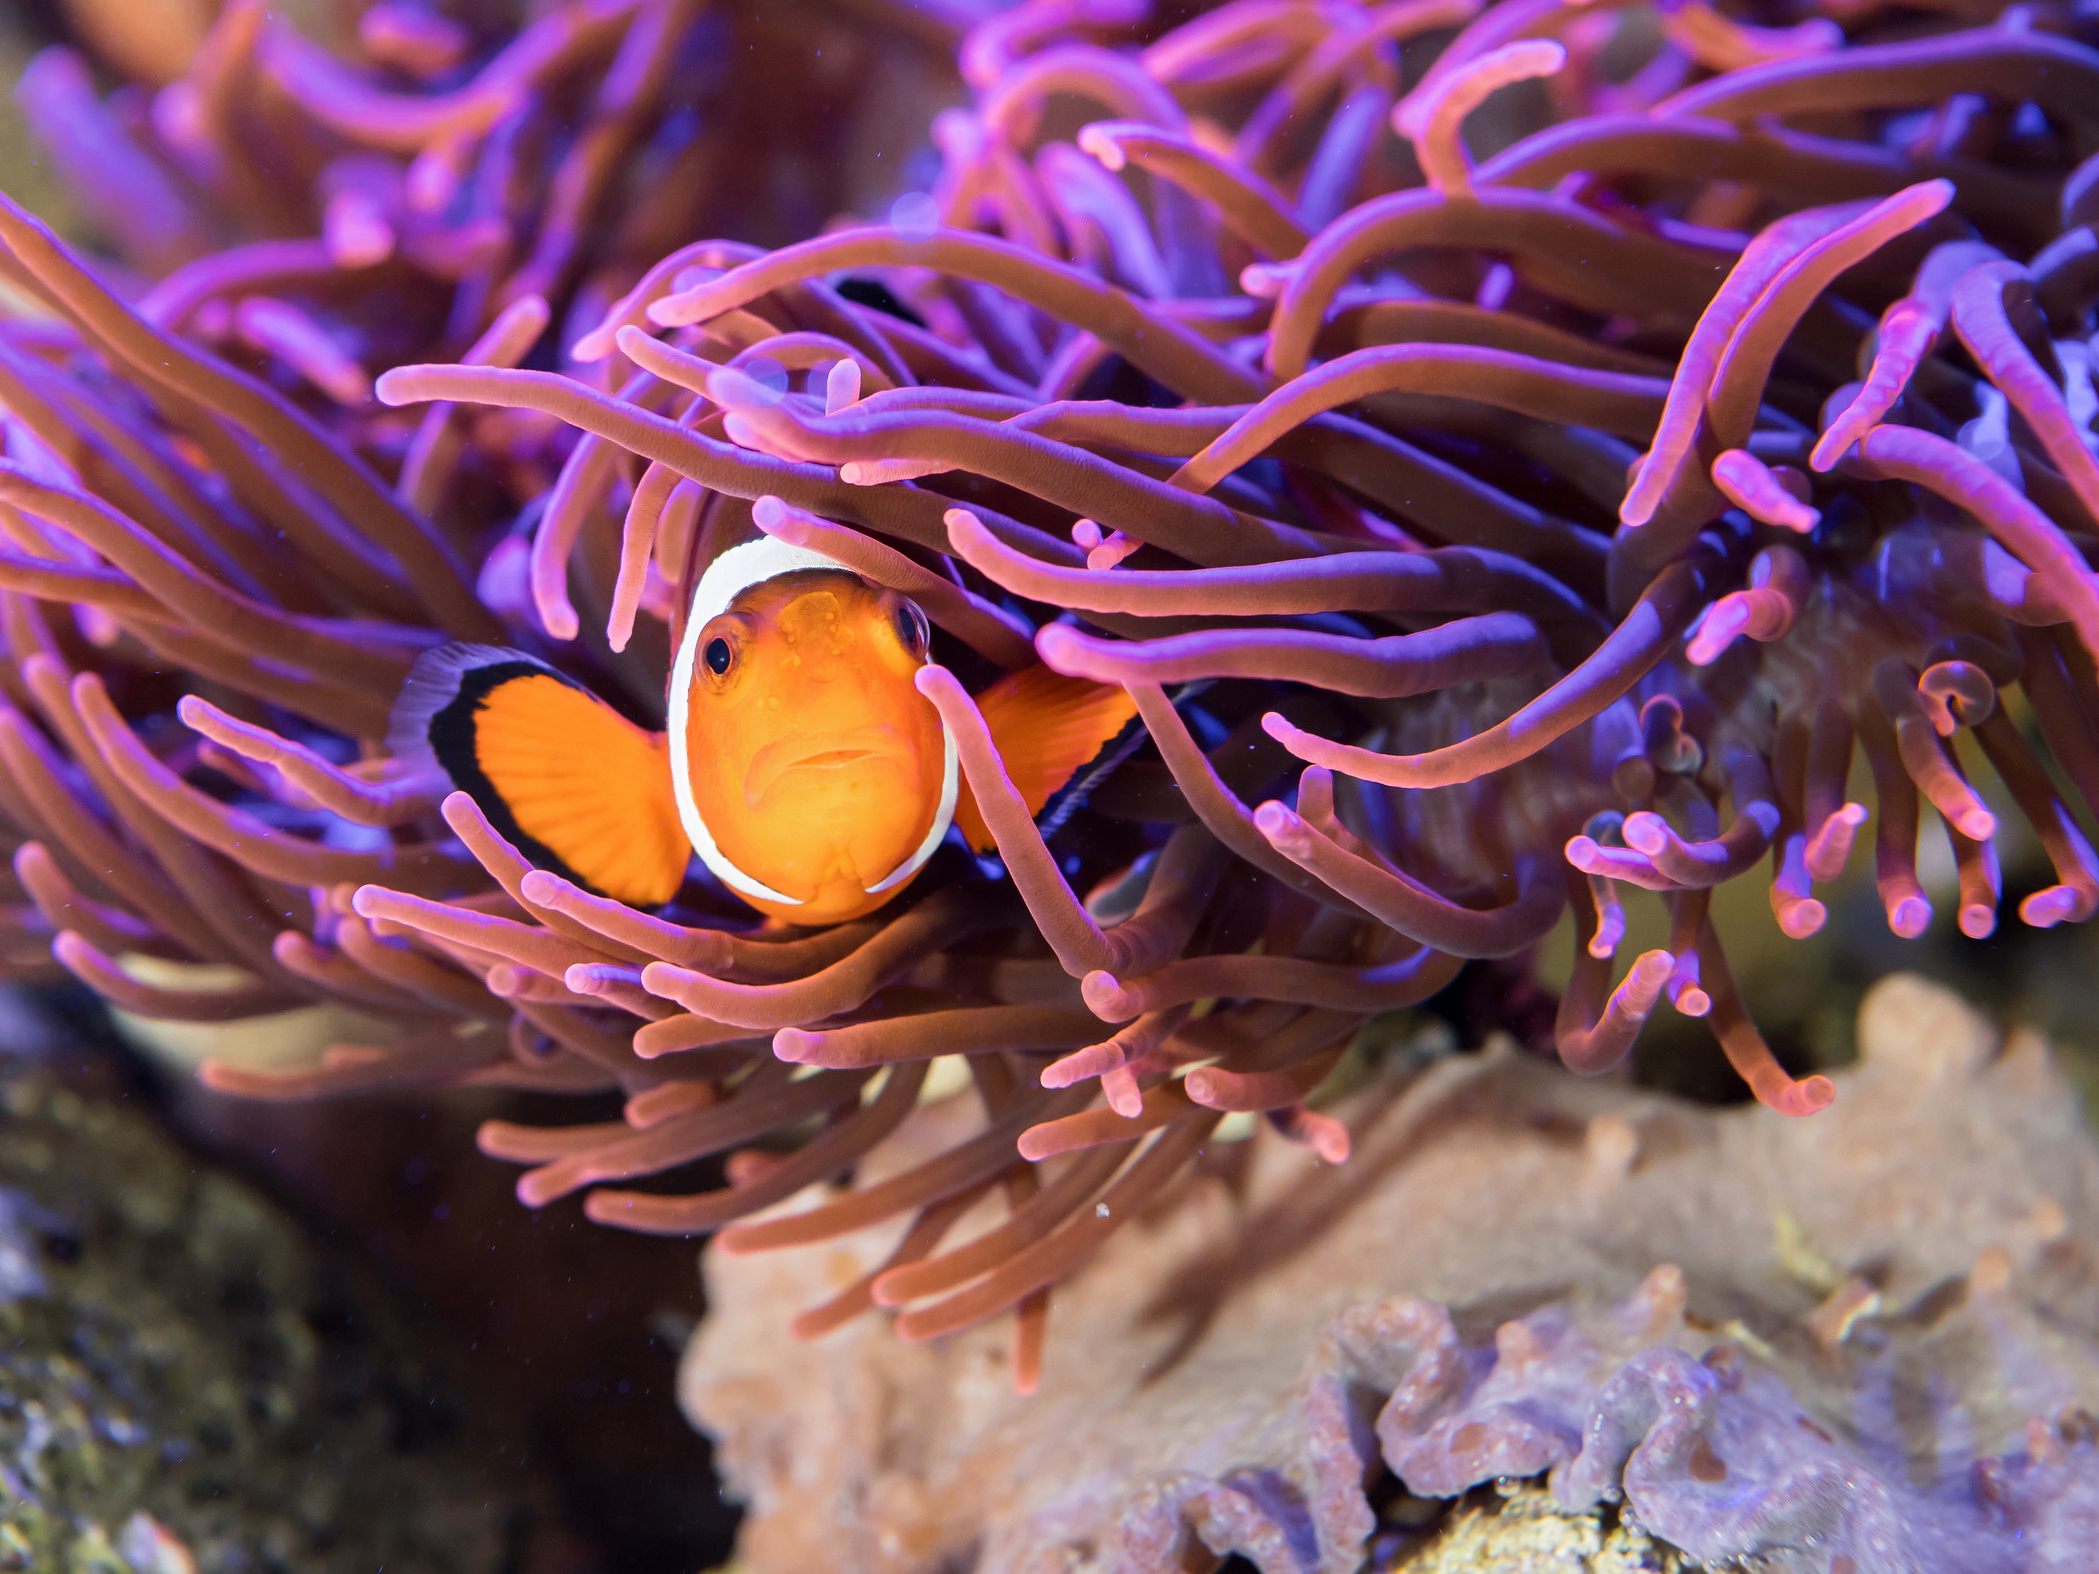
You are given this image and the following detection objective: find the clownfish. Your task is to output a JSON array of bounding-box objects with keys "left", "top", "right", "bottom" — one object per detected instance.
[{"left": 392, "top": 535, "right": 1139, "bottom": 925}]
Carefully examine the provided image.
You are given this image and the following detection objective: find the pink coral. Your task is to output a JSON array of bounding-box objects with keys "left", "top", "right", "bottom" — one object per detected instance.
[{"left": 685, "top": 978, "right": 2099, "bottom": 1571}]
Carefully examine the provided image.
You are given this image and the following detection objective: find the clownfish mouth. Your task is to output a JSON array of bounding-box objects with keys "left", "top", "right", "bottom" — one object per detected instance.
[{"left": 745, "top": 729, "right": 909, "bottom": 808}]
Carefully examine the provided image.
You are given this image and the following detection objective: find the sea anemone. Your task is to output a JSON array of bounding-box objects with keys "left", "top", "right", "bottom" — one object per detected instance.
[{"left": 3, "top": 0, "right": 2098, "bottom": 1392}]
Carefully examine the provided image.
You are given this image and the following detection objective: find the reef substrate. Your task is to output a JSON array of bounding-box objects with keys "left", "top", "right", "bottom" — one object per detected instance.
[
  {"left": 0, "top": 1043, "right": 566, "bottom": 1573},
  {"left": 686, "top": 978, "right": 2099, "bottom": 1573}
]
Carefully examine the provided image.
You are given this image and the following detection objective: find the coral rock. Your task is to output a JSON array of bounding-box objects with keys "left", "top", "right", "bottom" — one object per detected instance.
[
  {"left": 0, "top": 1052, "right": 564, "bottom": 1572},
  {"left": 685, "top": 979, "right": 2099, "bottom": 1573}
]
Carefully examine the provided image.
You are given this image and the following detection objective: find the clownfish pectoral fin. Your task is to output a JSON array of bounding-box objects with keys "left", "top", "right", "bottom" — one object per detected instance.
[
  {"left": 953, "top": 663, "right": 1141, "bottom": 855},
  {"left": 391, "top": 644, "right": 689, "bottom": 907}
]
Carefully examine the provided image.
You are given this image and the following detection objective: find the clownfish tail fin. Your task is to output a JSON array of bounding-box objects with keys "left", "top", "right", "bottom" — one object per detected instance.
[
  {"left": 392, "top": 643, "right": 689, "bottom": 908},
  {"left": 953, "top": 664, "right": 1142, "bottom": 855},
  {"left": 388, "top": 642, "right": 526, "bottom": 771}
]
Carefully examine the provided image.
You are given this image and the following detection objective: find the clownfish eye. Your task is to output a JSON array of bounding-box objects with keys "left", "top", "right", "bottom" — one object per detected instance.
[
  {"left": 704, "top": 637, "right": 733, "bottom": 676},
  {"left": 892, "top": 601, "right": 930, "bottom": 658}
]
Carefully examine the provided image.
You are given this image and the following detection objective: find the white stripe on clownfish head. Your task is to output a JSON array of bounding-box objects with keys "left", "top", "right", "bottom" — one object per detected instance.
[
  {"left": 866, "top": 727, "right": 957, "bottom": 895},
  {"left": 666, "top": 535, "right": 959, "bottom": 907}
]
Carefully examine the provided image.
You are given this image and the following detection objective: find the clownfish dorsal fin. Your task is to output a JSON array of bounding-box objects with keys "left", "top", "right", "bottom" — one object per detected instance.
[
  {"left": 953, "top": 664, "right": 1140, "bottom": 855},
  {"left": 392, "top": 643, "right": 689, "bottom": 907}
]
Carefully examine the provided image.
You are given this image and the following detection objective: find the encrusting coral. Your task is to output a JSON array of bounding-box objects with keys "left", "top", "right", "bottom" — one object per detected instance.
[
  {"left": 0, "top": 0, "right": 2097, "bottom": 1395},
  {"left": 685, "top": 976, "right": 2099, "bottom": 1573}
]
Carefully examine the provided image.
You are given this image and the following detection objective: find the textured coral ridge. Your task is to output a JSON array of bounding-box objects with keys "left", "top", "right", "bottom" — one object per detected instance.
[
  {"left": 685, "top": 978, "right": 2099, "bottom": 1573},
  {"left": 3, "top": 0, "right": 2099, "bottom": 1383}
]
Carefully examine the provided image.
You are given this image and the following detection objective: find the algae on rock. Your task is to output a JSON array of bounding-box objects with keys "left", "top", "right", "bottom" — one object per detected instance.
[
  {"left": 0, "top": 1061, "right": 543, "bottom": 1573},
  {"left": 1379, "top": 1483, "right": 1685, "bottom": 1573}
]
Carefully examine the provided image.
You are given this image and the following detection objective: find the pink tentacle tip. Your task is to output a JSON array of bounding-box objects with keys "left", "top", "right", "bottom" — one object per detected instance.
[
  {"left": 581, "top": 1193, "right": 638, "bottom": 1224},
  {"left": 1239, "top": 262, "right": 1287, "bottom": 299},
  {"left": 1405, "top": 40, "right": 1567, "bottom": 194},
  {"left": 1951, "top": 805, "right": 1999, "bottom": 842},
  {"left": 702, "top": 361, "right": 773, "bottom": 412},
  {"left": 1624, "top": 948, "right": 1675, "bottom": 1003},
  {"left": 1763, "top": 1073, "right": 1836, "bottom": 1118},
  {"left": 535, "top": 596, "right": 580, "bottom": 643},
  {"left": 1015, "top": 1126, "right": 1062, "bottom": 1164},
  {"left": 771, "top": 1026, "right": 818, "bottom": 1064},
  {"left": 1888, "top": 894, "right": 1934, "bottom": 939},
  {"left": 1804, "top": 803, "right": 1869, "bottom": 882},
  {"left": 724, "top": 1149, "right": 784, "bottom": 1188},
  {"left": 473, "top": 1121, "right": 519, "bottom": 1161},
  {"left": 1087, "top": 533, "right": 1139, "bottom": 570},
  {"left": 1566, "top": 834, "right": 1668, "bottom": 890},
  {"left": 1589, "top": 913, "right": 1627, "bottom": 961},
  {"left": 1041, "top": 1042, "right": 1117, "bottom": 1089},
  {"left": 1252, "top": 800, "right": 1309, "bottom": 853},
  {"left": 1917, "top": 662, "right": 1997, "bottom": 735},
  {"left": 562, "top": 963, "right": 618, "bottom": 997},
  {"left": 941, "top": 506, "right": 991, "bottom": 549},
  {"left": 637, "top": 960, "right": 684, "bottom": 998},
  {"left": 1101, "top": 1065, "right": 1144, "bottom": 1117},
  {"left": 517, "top": 870, "right": 563, "bottom": 905},
  {"left": 1669, "top": 961, "right": 1711, "bottom": 1019},
  {"left": 1075, "top": 124, "right": 1127, "bottom": 171},
  {"left": 1774, "top": 892, "right": 1828, "bottom": 940},
  {"left": 1686, "top": 597, "right": 1753, "bottom": 666},
  {"left": 1959, "top": 900, "right": 1999, "bottom": 940},
  {"left": 1289, "top": 1110, "right": 1351, "bottom": 1166},
  {"left": 485, "top": 963, "right": 531, "bottom": 998},
  {"left": 749, "top": 494, "right": 803, "bottom": 537},
  {"left": 516, "top": 1170, "right": 578, "bottom": 1211},
  {"left": 1034, "top": 620, "right": 1082, "bottom": 669},
  {"left": 1619, "top": 813, "right": 1672, "bottom": 859},
  {"left": 823, "top": 358, "right": 861, "bottom": 415},
  {"left": 371, "top": 367, "right": 418, "bottom": 407},
  {"left": 841, "top": 457, "right": 945, "bottom": 486},
  {"left": 1080, "top": 969, "right": 1137, "bottom": 1022},
  {"left": 78, "top": 607, "right": 121, "bottom": 647},
  {"left": 1259, "top": 709, "right": 1306, "bottom": 750},
  {"left": 1711, "top": 449, "right": 1820, "bottom": 533},
  {"left": 2020, "top": 885, "right": 2093, "bottom": 929}
]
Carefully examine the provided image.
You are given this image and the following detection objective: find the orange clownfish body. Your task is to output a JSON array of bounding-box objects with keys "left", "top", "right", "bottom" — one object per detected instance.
[{"left": 394, "top": 536, "right": 1137, "bottom": 924}]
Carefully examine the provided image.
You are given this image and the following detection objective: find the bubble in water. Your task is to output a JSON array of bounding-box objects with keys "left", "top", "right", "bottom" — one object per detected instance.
[
  {"left": 889, "top": 191, "right": 940, "bottom": 238},
  {"left": 737, "top": 356, "right": 789, "bottom": 407}
]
